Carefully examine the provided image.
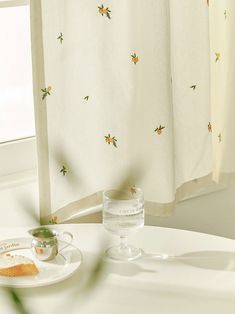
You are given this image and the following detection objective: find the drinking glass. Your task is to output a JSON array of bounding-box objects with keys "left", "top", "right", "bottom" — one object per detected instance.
[{"left": 103, "top": 187, "right": 144, "bottom": 261}]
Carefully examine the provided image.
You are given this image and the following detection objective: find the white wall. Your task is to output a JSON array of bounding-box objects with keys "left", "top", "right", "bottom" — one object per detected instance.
[
  {"left": 0, "top": 179, "right": 235, "bottom": 239},
  {"left": 146, "top": 181, "right": 235, "bottom": 239}
]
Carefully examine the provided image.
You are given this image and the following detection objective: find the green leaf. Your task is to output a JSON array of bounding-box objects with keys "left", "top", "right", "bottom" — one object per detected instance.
[{"left": 6, "top": 288, "right": 29, "bottom": 314}]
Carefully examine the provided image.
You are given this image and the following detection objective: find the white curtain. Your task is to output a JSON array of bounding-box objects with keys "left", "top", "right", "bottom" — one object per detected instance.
[
  {"left": 30, "top": 0, "right": 235, "bottom": 224},
  {"left": 209, "top": 0, "right": 235, "bottom": 180}
]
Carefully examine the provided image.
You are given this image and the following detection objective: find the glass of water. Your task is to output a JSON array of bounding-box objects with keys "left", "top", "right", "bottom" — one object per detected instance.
[{"left": 103, "top": 187, "right": 144, "bottom": 261}]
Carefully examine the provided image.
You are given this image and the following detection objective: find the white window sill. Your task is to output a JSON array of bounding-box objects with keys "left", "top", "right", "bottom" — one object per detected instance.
[
  {"left": 0, "top": 176, "right": 39, "bottom": 227},
  {"left": 0, "top": 169, "right": 37, "bottom": 190},
  {"left": 0, "top": 137, "right": 37, "bottom": 177}
]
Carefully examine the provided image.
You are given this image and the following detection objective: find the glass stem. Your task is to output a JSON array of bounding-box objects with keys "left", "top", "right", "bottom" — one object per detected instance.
[{"left": 120, "top": 236, "right": 128, "bottom": 249}]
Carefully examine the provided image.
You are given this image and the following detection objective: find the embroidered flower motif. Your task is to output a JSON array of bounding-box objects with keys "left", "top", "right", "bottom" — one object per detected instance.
[
  {"left": 218, "top": 133, "right": 222, "bottom": 142},
  {"left": 105, "top": 134, "right": 117, "bottom": 147},
  {"left": 57, "top": 32, "right": 63, "bottom": 44},
  {"left": 84, "top": 96, "right": 89, "bottom": 101},
  {"left": 41, "top": 86, "right": 52, "bottom": 100},
  {"left": 154, "top": 125, "right": 165, "bottom": 135},
  {"left": 190, "top": 85, "right": 196, "bottom": 90},
  {"left": 130, "top": 185, "right": 137, "bottom": 194},
  {"left": 131, "top": 53, "right": 139, "bottom": 65},
  {"left": 49, "top": 216, "right": 58, "bottom": 224},
  {"left": 60, "top": 165, "right": 67, "bottom": 176},
  {"left": 98, "top": 4, "right": 111, "bottom": 19},
  {"left": 215, "top": 53, "right": 221, "bottom": 62},
  {"left": 224, "top": 10, "right": 227, "bottom": 19},
  {"left": 208, "top": 122, "right": 212, "bottom": 132}
]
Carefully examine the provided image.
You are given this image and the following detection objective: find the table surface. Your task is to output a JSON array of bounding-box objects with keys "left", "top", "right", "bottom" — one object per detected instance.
[{"left": 0, "top": 224, "right": 235, "bottom": 314}]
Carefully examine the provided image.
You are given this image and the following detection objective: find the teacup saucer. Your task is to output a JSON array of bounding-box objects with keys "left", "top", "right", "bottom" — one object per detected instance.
[{"left": 0, "top": 237, "right": 82, "bottom": 288}]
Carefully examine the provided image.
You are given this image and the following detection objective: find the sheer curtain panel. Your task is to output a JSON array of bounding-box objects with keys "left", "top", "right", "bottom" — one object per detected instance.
[{"left": 30, "top": 0, "right": 235, "bottom": 224}]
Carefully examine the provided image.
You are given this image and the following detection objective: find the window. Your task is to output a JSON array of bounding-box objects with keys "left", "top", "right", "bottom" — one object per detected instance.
[
  {"left": 0, "top": 1, "right": 35, "bottom": 143},
  {"left": 0, "top": 0, "right": 37, "bottom": 183}
]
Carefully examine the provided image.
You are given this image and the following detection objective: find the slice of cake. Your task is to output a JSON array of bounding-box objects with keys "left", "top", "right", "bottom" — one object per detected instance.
[{"left": 0, "top": 254, "right": 39, "bottom": 277}]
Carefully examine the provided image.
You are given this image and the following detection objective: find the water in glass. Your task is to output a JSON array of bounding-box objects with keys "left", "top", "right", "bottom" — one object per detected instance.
[{"left": 103, "top": 199, "right": 144, "bottom": 237}]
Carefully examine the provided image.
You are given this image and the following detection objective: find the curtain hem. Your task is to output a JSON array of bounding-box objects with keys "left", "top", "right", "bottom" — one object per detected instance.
[{"left": 41, "top": 171, "right": 235, "bottom": 224}]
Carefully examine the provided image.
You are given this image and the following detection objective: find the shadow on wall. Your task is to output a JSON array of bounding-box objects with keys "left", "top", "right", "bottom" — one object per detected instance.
[{"left": 145, "top": 181, "right": 235, "bottom": 239}]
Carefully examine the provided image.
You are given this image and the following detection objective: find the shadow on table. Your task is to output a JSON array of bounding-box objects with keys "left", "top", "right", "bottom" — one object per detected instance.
[
  {"left": 102, "top": 259, "right": 157, "bottom": 277},
  {"left": 171, "top": 251, "right": 235, "bottom": 271}
]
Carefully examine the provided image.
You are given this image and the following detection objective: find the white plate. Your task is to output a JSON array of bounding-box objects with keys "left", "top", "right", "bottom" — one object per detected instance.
[{"left": 0, "top": 237, "right": 82, "bottom": 288}]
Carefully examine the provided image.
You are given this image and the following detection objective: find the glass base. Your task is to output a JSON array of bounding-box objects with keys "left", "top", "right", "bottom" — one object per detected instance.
[{"left": 105, "top": 244, "right": 142, "bottom": 261}]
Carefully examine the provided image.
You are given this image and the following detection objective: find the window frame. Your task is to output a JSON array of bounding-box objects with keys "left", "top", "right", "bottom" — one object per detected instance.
[
  {"left": 0, "top": 0, "right": 37, "bottom": 186},
  {"left": 0, "top": 0, "right": 28, "bottom": 8}
]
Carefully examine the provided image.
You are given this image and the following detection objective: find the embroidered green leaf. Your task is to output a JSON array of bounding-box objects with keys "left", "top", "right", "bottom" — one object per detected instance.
[
  {"left": 41, "top": 86, "right": 52, "bottom": 100},
  {"left": 113, "top": 140, "right": 117, "bottom": 148},
  {"left": 224, "top": 10, "right": 227, "bottom": 19},
  {"left": 57, "top": 32, "right": 63, "bottom": 44},
  {"left": 190, "top": 85, "right": 196, "bottom": 90},
  {"left": 98, "top": 4, "right": 111, "bottom": 19},
  {"left": 215, "top": 53, "right": 221, "bottom": 62},
  {"left": 154, "top": 125, "right": 165, "bottom": 135},
  {"left": 208, "top": 122, "right": 212, "bottom": 132},
  {"left": 218, "top": 133, "right": 222, "bottom": 142},
  {"left": 84, "top": 96, "right": 89, "bottom": 101},
  {"left": 49, "top": 216, "right": 58, "bottom": 224},
  {"left": 60, "top": 165, "right": 67, "bottom": 176},
  {"left": 104, "top": 134, "right": 117, "bottom": 147}
]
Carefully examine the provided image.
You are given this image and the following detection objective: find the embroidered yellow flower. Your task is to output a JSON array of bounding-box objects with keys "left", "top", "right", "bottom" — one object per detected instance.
[
  {"left": 98, "top": 4, "right": 111, "bottom": 19},
  {"left": 154, "top": 125, "right": 165, "bottom": 135},
  {"left": 130, "top": 185, "right": 137, "bottom": 194},
  {"left": 105, "top": 134, "right": 117, "bottom": 147},
  {"left": 131, "top": 53, "right": 139, "bottom": 65}
]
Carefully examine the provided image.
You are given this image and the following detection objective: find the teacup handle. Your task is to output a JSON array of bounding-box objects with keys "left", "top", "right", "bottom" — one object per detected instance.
[{"left": 58, "top": 231, "right": 73, "bottom": 252}]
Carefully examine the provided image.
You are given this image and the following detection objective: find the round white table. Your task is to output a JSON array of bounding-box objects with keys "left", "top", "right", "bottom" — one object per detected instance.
[{"left": 0, "top": 224, "right": 235, "bottom": 314}]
